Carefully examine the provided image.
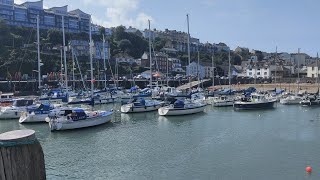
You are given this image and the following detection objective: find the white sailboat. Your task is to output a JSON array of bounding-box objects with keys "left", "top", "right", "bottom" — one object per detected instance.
[
  {"left": 48, "top": 16, "right": 113, "bottom": 131},
  {"left": 158, "top": 14, "right": 206, "bottom": 116},
  {"left": 120, "top": 20, "right": 162, "bottom": 113},
  {"left": 207, "top": 49, "right": 235, "bottom": 106},
  {"left": 280, "top": 48, "right": 304, "bottom": 105}
]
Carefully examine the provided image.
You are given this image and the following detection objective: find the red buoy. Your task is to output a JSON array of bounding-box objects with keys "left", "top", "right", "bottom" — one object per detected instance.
[{"left": 306, "top": 166, "right": 312, "bottom": 173}]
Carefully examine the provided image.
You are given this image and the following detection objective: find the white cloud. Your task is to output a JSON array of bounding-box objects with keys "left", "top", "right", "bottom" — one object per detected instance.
[{"left": 83, "top": 0, "right": 154, "bottom": 29}]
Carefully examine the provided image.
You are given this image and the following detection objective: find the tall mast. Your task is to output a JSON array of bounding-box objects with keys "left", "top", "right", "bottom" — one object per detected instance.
[
  {"left": 187, "top": 14, "right": 191, "bottom": 92},
  {"left": 89, "top": 17, "right": 94, "bottom": 98},
  {"left": 212, "top": 53, "right": 215, "bottom": 87},
  {"left": 148, "top": 20, "right": 152, "bottom": 87},
  {"left": 317, "top": 52, "right": 319, "bottom": 94},
  {"left": 102, "top": 34, "right": 107, "bottom": 90},
  {"left": 228, "top": 49, "right": 231, "bottom": 89},
  {"left": 62, "top": 16, "right": 68, "bottom": 91},
  {"left": 275, "top": 46, "right": 277, "bottom": 85},
  {"left": 72, "top": 48, "right": 75, "bottom": 90},
  {"left": 36, "top": 15, "right": 41, "bottom": 90},
  {"left": 60, "top": 48, "right": 63, "bottom": 79},
  {"left": 166, "top": 57, "right": 169, "bottom": 86},
  {"left": 197, "top": 49, "right": 200, "bottom": 88},
  {"left": 297, "top": 48, "right": 300, "bottom": 90}
]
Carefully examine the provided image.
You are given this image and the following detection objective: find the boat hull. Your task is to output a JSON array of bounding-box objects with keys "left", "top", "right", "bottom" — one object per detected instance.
[
  {"left": 121, "top": 104, "right": 161, "bottom": 113},
  {"left": 300, "top": 100, "right": 320, "bottom": 106},
  {"left": 19, "top": 113, "right": 48, "bottom": 123},
  {"left": 280, "top": 98, "right": 301, "bottom": 105},
  {"left": 158, "top": 105, "right": 206, "bottom": 116},
  {"left": 0, "top": 110, "right": 21, "bottom": 119},
  {"left": 212, "top": 101, "right": 234, "bottom": 107},
  {"left": 49, "top": 112, "right": 113, "bottom": 131},
  {"left": 233, "top": 101, "right": 275, "bottom": 110}
]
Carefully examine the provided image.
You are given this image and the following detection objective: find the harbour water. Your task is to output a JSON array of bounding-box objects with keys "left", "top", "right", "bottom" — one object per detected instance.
[{"left": 1, "top": 104, "right": 320, "bottom": 180}]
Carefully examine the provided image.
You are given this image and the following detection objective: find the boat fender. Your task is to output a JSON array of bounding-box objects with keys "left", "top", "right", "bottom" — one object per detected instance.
[
  {"left": 144, "top": 106, "right": 147, "bottom": 109},
  {"left": 15, "top": 112, "right": 18, "bottom": 116},
  {"left": 100, "top": 100, "right": 102, "bottom": 103},
  {"left": 131, "top": 107, "right": 134, "bottom": 111},
  {"left": 154, "top": 104, "right": 156, "bottom": 108}
]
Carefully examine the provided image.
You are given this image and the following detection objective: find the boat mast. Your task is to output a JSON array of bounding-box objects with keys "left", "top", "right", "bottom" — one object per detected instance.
[
  {"left": 212, "top": 52, "right": 215, "bottom": 87},
  {"left": 62, "top": 16, "right": 68, "bottom": 91},
  {"left": 275, "top": 46, "right": 277, "bottom": 86},
  {"left": 197, "top": 49, "right": 200, "bottom": 88},
  {"left": 36, "top": 15, "right": 41, "bottom": 90},
  {"left": 297, "top": 48, "right": 300, "bottom": 90},
  {"left": 102, "top": 34, "right": 107, "bottom": 90},
  {"left": 72, "top": 48, "right": 75, "bottom": 90},
  {"left": 317, "top": 52, "right": 319, "bottom": 95},
  {"left": 187, "top": 14, "right": 191, "bottom": 92},
  {"left": 89, "top": 17, "right": 94, "bottom": 98},
  {"left": 148, "top": 20, "right": 152, "bottom": 87},
  {"left": 228, "top": 49, "right": 231, "bottom": 89},
  {"left": 166, "top": 56, "right": 169, "bottom": 86}
]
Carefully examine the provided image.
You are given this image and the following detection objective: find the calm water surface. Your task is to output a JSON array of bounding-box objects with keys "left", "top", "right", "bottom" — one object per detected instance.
[{"left": 1, "top": 104, "right": 320, "bottom": 180}]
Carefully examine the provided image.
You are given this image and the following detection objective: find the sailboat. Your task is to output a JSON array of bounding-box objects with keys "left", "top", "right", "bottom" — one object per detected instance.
[
  {"left": 158, "top": 14, "right": 206, "bottom": 116},
  {"left": 208, "top": 49, "right": 235, "bottom": 107},
  {"left": 48, "top": 16, "right": 113, "bottom": 131},
  {"left": 280, "top": 48, "right": 304, "bottom": 105},
  {"left": 120, "top": 20, "right": 162, "bottom": 113},
  {"left": 300, "top": 52, "right": 320, "bottom": 106}
]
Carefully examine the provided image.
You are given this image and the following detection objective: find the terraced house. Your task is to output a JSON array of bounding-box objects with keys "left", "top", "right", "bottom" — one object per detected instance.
[{"left": 0, "top": 0, "right": 91, "bottom": 33}]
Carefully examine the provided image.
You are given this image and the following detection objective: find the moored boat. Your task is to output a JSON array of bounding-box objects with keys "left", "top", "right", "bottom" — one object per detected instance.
[
  {"left": 19, "top": 104, "right": 58, "bottom": 123},
  {"left": 207, "top": 95, "right": 235, "bottom": 107},
  {"left": 48, "top": 108, "right": 113, "bottom": 131},
  {"left": 300, "top": 94, "right": 320, "bottom": 106},
  {"left": 233, "top": 93, "right": 276, "bottom": 110},
  {"left": 121, "top": 98, "right": 162, "bottom": 113},
  {"left": 0, "top": 99, "right": 36, "bottom": 119},
  {"left": 158, "top": 99, "right": 206, "bottom": 116},
  {"left": 280, "top": 95, "right": 303, "bottom": 105}
]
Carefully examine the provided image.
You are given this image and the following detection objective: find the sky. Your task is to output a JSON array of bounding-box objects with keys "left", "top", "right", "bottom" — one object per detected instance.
[{"left": 15, "top": 0, "right": 320, "bottom": 57}]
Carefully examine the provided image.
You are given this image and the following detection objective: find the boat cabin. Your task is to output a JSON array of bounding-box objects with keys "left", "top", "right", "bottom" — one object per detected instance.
[{"left": 13, "top": 99, "right": 34, "bottom": 107}]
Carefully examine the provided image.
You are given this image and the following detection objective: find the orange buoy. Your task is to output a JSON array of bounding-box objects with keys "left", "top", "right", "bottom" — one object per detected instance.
[{"left": 306, "top": 166, "right": 312, "bottom": 173}]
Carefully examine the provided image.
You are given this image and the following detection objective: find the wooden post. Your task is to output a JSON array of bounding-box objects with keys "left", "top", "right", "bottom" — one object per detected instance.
[{"left": 0, "top": 130, "right": 46, "bottom": 180}]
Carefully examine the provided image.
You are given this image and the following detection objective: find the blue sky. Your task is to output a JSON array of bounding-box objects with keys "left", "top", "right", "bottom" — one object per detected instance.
[{"left": 16, "top": 0, "right": 320, "bottom": 57}]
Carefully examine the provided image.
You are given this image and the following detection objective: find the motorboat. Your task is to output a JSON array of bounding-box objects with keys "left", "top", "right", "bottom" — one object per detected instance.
[
  {"left": 121, "top": 98, "right": 162, "bottom": 113},
  {"left": 300, "top": 94, "right": 320, "bottom": 106},
  {"left": 233, "top": 93, "right": 276, "bottom": 110},
  {"left": 207, "top": 95, "right": 235, "bottom": 107},
  {"left": 19, "top": 103, "right": 61, "bottom": 123},
  {"left": 0, "top": 99, "right": 36, "bottom": 119},
  {"left": 280, "top": 94, "right": 304, "bottom": 105},
  {"left": 158, "top": 99, "right": 206, "bottom": 116},
  {"left": 48, "top": 108, "right": 113, "bottom": 131}
]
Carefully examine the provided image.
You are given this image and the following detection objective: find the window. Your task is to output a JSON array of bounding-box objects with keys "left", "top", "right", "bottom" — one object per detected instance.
[
  {"left": 249, "top": 72, "right": 252, "bottom": 76},
  {"left": 44, "top": 16, "right": 55, "bottom": 26},
  {"left": 264, "top": 72, "right": 267, "bottom": 75},
  {"left": 257, "top": 72, "right": 260, "bottom": 75}
]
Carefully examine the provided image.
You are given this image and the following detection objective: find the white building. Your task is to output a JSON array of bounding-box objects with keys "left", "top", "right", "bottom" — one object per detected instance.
[
  {"left": 186, "top": 62, "right": 205, "bottom": 79},
  {"left": 203, "top": 66, "right": 214, "bottom": 78},
  {"left": 307, "top": 63, "right": 320, "bottom": 78},
  {"left": 168, "top": 58, "right": 184, "bottom": 73},
  {"left": 246, "top": 66, "right": 270, "bottom": 78}
]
